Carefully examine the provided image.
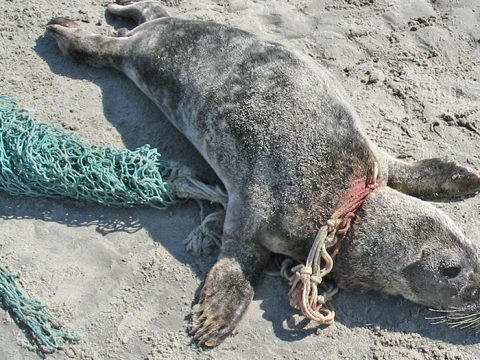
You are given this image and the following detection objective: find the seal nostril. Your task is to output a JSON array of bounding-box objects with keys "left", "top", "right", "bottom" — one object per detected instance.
[{"left": 441, "top": 266, "right": 462, "bottom": 278}]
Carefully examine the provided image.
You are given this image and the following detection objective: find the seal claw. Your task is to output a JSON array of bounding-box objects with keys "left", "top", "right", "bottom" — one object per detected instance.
[
  {"left": 47, "top": 17, "right": 79, "bottom": 28},
  {"left": 116, "top": 0, "right": 138, "bottom": 5}
]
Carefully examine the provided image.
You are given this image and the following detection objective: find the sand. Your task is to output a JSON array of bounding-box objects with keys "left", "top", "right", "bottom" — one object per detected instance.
[{"left": 1, "top": 0, "right": 480, "bottom": 358}]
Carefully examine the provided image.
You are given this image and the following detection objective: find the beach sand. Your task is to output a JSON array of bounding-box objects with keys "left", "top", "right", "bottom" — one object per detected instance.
[{"left": 1, "top": 0, "right": 480, "bottom": 358}]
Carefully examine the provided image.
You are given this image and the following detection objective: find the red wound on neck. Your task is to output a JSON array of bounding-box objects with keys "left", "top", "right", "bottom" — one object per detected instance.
[{"left": 331, "top": 176, "right": 384, "bottom": 235}]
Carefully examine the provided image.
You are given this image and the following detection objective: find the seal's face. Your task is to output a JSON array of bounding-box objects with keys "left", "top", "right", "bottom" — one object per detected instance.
[
  {"left": 401, "top": 213, "right": 480, "bottom": 328},
  {"left": 335, "top": 186, "right": 480, "bottom": 321},
  {"left": 402, "top": 217, "right": 480, "bottom": 309}
]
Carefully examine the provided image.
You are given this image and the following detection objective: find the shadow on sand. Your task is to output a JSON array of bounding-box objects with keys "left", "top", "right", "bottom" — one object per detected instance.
[
  {"left": 256, "top": 274, "right": 480, "bottom": 346},
  {"left": 31, "top": 28, "right": 218, "bottom": 274}
]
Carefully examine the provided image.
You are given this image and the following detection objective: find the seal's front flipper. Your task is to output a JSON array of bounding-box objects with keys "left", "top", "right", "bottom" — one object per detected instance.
[
  {"left": 191, "top": 257, "right": 253, "bottom": 347},
  {"left": 388, "top": 158, "right": 480, "bottom": 198},
  {"left": 190, "top": 206, "right": 269, "bottom": 347}
]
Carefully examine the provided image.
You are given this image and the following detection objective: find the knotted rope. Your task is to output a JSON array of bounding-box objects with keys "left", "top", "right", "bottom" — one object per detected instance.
[{"left": 287, "top": 163, "right": 382, "bottom": 324}]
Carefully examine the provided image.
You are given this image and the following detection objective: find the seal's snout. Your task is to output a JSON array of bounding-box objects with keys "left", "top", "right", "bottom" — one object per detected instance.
[{"left": 458, "top": 272, "right": 480, "bottom": 304}]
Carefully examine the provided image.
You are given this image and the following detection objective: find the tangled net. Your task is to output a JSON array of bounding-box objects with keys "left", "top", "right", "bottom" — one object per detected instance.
[
  {"left": 0, "top": 266, "right": 81, "bottom": 352},
  {"left": 0, "top": 96, "right": 176, "bottom": 208}
]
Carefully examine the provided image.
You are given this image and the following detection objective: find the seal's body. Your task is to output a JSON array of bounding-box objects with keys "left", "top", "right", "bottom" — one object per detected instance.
[{"left": 48, "top": 0, "right": 480, "bottom": 347}]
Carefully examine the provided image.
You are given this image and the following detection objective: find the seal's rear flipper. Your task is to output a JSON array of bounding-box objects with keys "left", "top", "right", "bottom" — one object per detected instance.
[
  {"left": 107, "top": 0, "right": 169, "bottom": 29},
  {"left": 47, "top": 18, "right": 123, "bottom": 68},
  {"left": 387, "top": 158, "right": 480, "bottom": 198}
]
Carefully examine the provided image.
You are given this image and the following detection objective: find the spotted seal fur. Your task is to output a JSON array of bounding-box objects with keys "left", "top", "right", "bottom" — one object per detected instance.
[{"left": 46, "top": 0, "right": 480, "bottom": 347}]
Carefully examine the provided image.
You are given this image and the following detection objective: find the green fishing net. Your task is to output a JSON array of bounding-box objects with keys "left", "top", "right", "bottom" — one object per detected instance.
[{"left": 0, "top": 95, "right": 176, "bottom": 208}]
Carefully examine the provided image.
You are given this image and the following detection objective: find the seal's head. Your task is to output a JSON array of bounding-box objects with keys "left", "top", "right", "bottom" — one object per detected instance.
[{"left": 335, "top": 186, "right": 480, "bottom": 323}]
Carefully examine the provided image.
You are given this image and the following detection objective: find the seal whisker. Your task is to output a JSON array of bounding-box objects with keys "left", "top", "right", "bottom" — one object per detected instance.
[
  {"left": 460, "top": 314, "right": 480, "bottom": 327},
  {"left": 447, "top": 313, "right": 478, "bottom": 321},
  {"left": 428, "top": 317, "right": 451, "bottom": 323},
  {"left": 427, "top": 307, "right": 480, "bottom": 328},
  {"left": 443, "top": 311, "right": 480, "bottom": 328},
  {"left": 458, "top": 321, "right": 478, "bottom": 329},
  {"left": 449, "top": 319, "right": 475, "bottom": 328},
  {"left": 471, "top": 320, "right": 480, "bottom": 329},
  {"left": 428, "top": 307, "right": 465, "bottom": 314},
  {"left": 425, "top": 314, "right": 449, "bottom": 321},
  {"left": 451, "top": 321, "right": 477, "bottom": 329}
]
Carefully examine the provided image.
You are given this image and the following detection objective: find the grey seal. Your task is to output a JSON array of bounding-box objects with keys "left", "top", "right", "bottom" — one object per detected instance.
[{"left": 46, "top": 0, "right": 480, "bottom": 347}]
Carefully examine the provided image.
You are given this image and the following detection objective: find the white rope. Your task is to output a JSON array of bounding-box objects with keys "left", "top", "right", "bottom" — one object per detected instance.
[{"left": 287, "top": 221, "right": 339, "bottom": 324}]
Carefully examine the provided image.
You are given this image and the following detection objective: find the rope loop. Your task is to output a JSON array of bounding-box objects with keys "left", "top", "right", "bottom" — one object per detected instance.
[{"left": 287, "top": 163, "right": 382, "bottom": 326}]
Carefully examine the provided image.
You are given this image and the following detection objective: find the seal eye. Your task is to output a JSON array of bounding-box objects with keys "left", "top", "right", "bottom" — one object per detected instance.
[{"left": 440, "top": 266, "right": 461, "bottom": 278}]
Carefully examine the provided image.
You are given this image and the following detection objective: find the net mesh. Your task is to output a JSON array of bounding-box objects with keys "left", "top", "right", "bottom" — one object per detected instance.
[{"left": 0, "top": 96, "right": 176, "bottom": 208}]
